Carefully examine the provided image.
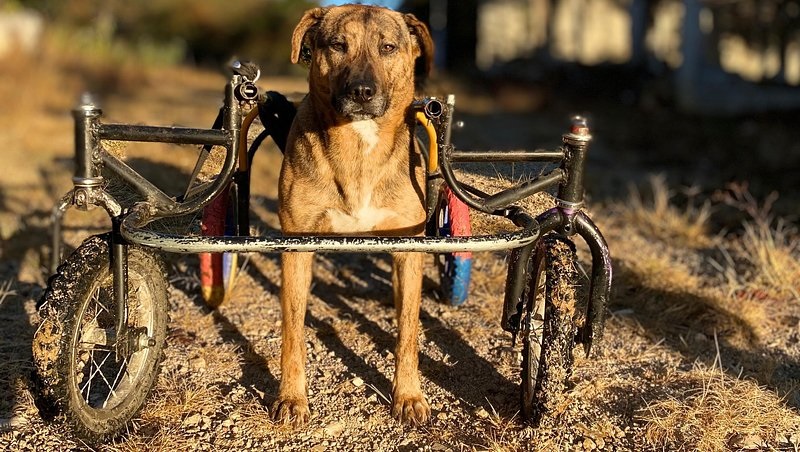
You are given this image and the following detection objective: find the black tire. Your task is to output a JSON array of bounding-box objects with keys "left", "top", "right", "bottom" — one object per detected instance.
[
  {"left": 520, "top": 236, "right": 578, "bottom": 426},
  {"left": 32, "top": 234, "right": 168, "bottom": 443}
]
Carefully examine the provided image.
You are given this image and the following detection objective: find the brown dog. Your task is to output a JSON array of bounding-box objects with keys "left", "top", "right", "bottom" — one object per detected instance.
[{"left": 275, "top": 5, "right": 434, "bottom": 426}]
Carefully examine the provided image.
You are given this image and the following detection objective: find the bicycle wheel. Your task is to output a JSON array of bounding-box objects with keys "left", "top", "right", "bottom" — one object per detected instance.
[
  {"left": 32, "top": 234, "right": 168, "bottom": 443},
  {"left": 520, "top": 236, "right": 577, "bottom": 425},
  {"left": 200, "top": 182, "right": 239, "bottom": 308},
  {"left": 432, "top": 185, "right": 472, "bottom": 306}
]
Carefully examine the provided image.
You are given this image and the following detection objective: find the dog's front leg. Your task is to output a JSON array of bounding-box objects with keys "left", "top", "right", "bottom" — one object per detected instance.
[
  {"left": 390, "top": 251, "right": 430, "bottom": 424},
  {"left": 273, "top": 251, "right": 314, "bottom": 426}
]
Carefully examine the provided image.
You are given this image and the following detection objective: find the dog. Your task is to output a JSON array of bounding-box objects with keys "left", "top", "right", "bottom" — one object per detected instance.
[{"left": 274, "top": 5, "right": 434, "bottom": 426}]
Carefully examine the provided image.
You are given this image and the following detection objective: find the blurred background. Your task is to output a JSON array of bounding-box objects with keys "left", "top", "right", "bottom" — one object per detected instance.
[{"left": 1, "top": 0, "right": 799, "bottom": 216}]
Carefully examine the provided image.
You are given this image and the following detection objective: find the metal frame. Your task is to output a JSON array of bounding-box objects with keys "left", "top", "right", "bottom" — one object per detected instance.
[{"left": 51, "top": 68, "right": 612, "bottom": 355}]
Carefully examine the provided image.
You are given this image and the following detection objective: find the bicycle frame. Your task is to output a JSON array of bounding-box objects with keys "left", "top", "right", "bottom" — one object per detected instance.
[{"left": 51, "top": 71, "right": 611, "bottom": 356}]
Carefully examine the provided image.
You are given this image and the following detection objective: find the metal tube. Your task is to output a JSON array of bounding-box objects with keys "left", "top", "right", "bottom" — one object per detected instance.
[
  {"left": 120, "top": 205, "right": 541, "bottom": 254},
  {"left": 72, "top": 100, "right": 103, "bottom": 183},
  {"left": 559, "top": 117, "right": 592, "bottom": 204},
  {"left": 439, "top": 148, "right": 564, "bottom": 214},
  {"left": 501, "top": 243, "right": 534, "bottom": 334},
  {"left": 450, "top": 149, "right": 564, "bottom": 163},
  {"left": 499, "top": 207, "right": 564, "bottom": 335},
  {"left": 443, "top": 95, "right": 455, "bottom": 146},
  {"left": 101, "top": 153, "right": 176, "bottom": 207},
  {"left": 533, "top": 207, "right": 565, "bottom": 236},
  {"left": 411, "top": 97, "right": 444, "bottom": 119},
  {"left": 574, "top": 212, "right": 612, "bottom": 356},
  {"left": 112, "top": 233, "right": 128, "bottom": 354},
  {"left": 98, "top": 124, "right": 229, "bottom": 146},
  {"left": 50, "top": 190, "right": 75, "bottom": 274},
  {"left": 150, "top": 79, "right": 242, "bottom": 218},
  {"left": 483, "top": 169, "right": 565, "bottom": 211},
  {"left": 438, "top": 146, "right": 498, "bottom": 214}
]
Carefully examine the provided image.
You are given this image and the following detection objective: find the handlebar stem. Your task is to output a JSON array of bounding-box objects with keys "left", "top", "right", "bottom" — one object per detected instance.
[
  {"left": 558, "top": 116, "right": 592, "bottom": 206},
  {"left": 72, "top": 96, "right": 103, "bottom": 188}
]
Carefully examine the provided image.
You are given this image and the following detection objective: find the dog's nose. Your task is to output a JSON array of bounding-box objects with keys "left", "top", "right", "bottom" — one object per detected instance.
[{"left": 349, "top": 80, "right": 375, "bottom": 103}]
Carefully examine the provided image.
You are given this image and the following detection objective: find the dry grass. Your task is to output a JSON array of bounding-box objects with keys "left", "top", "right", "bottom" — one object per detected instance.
[
  {"left": 736, "top": 219, "right": 800, "bottom": 301},
  {"left": 599, "top": 176, "right": 800, "bottom": 450},
  {"left": 617, "top": 174, "right": 712, "bottom": 249},
  {"left": 712, "top": 184, "right": 800, "bottom": 303},
  {"left": 641, "top": 363, "right": 800, "bottom": 451}
]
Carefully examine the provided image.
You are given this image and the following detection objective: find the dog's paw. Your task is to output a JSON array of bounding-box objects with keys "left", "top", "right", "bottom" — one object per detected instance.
[
  {"left": 271, "top": 396, "right": 310, "bottom": 427},
  {"left": 391, "top": 393, "right": 430, "bottom": 425}
]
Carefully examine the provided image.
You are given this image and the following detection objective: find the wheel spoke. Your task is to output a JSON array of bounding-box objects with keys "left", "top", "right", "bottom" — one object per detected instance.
[
  {"left": 103, "top": 355, "right": 131, "bottom": 408},
  {"left": 91, "top": 287, "right": 112, "bottom": 316},
  {"left": 95, "top": 359, "right": 120, "bottom": 406},
  {"left": 77, "top": 341, "right": 113, "bottom": 352},
  {"left": 80, "top": 349, "right": 113, "bottom": 402}
]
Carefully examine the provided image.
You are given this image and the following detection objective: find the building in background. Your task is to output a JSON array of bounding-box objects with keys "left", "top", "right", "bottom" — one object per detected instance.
[{"left": 402, "top": 0, "right": 800, "bottom": 114}]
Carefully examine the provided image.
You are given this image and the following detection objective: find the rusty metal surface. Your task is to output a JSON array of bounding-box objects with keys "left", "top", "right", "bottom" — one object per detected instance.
[{"left": 120, "top": 214, "right": 541, "bottom": 255}]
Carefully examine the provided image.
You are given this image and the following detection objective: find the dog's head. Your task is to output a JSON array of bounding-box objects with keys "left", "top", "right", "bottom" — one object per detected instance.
[{"left": 291, "top": 5, "right": 434, "bottom": 122}]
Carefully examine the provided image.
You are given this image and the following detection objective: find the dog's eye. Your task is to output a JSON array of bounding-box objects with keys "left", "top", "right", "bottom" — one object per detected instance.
[
  {"left": 381, "top": 43, "right": 397, "bottom": 54},
  {"left": 330, "top": 42, "right": 346, "bottom": 52}
]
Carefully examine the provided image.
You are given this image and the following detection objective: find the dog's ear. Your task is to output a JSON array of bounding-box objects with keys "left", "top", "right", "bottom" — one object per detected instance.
[
  {"left": 291, "top": 7, "right": 328, "bottom": 65},
  {"left": 404, "top": 13, "right": 435, "bottom": 80}
]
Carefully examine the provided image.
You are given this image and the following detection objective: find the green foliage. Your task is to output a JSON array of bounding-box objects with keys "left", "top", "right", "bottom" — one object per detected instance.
[{"left": 17, "top": 0, "right": 318, "bottom": 72}]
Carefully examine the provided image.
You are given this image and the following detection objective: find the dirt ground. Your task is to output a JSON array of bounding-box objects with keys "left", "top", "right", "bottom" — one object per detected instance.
[{"left": 1, "top": 55, "right": 799, "bottom": 451}]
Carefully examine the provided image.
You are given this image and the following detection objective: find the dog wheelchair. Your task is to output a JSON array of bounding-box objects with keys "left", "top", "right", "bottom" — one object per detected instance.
[{"left": 32, "top": 62, "right": 612, "bottom": 443}]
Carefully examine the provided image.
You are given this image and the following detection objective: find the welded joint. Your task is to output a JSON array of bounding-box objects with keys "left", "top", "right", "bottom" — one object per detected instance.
[{"left": 555, "top": 198, "right": 584, "bottom": 236}]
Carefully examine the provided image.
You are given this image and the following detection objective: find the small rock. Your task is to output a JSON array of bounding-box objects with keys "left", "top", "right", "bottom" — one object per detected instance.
[
  {"left": 583, "top": 437, "right": 597, "bottom": 450},
  {"left": 436, "top": 412, "right": 448, "bottom": 421},
  {"left": 0, "top": 416, "right": 26, "bottom": 429},
  {"left": 352, "top": 377, "right": 365, "bottom": 388},
  {"left": 324, "top": 421, "right": 345, "bottom": 437},
  {"left": 734, "top": 434, "right": 765, "bottom": 449},
  {"left": 694, "top": 332, "right": 708, "bottom": 342},
  {"left": 183, "top": 413, "right": 202, "bottom": 426},
  {"left": 474, "top": 407, "right": 490, "bottom": 419},
  {"left": 432, "top": 443, "right": 448, "bottom": 450},
  {"left": 189, "top": 355, "right": 207, "bottom": 372}
]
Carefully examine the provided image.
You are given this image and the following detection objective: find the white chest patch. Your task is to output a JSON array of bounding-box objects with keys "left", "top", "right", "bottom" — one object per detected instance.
[
  {"left": 349, "top": 120, "right": 380, "bottom": 154},
  {"left": 327, "top": 192, "right": 396, "bottom": 233}
]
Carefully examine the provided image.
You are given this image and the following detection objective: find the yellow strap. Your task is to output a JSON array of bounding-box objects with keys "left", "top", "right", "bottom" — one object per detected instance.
[{"left": 415, "top": 111, "right": 438, "bottom": 173}]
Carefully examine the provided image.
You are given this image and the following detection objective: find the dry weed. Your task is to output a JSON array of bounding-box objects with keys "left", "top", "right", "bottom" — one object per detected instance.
[
  {"left": 641, "top": 363, "right": 800, "bottom": 451},
  {"left": 619, "top": 174, "right": 712, "bottom": 248},
  {"left": 712, "top": 182, "right": 800, "bottom": 302}
]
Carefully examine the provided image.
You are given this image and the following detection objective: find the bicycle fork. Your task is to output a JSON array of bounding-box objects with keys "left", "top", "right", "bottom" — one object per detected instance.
[
  {"left": 50, "top": 95, "right": 149, "bottom": 358},
  {"left": 501, "top": 117, "right": 612, "bottom": 357}
]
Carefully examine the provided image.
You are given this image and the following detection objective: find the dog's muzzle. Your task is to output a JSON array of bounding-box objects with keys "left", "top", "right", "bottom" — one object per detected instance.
[{"left": 334, "top": 79, "right": 388, "bottom": 120}]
